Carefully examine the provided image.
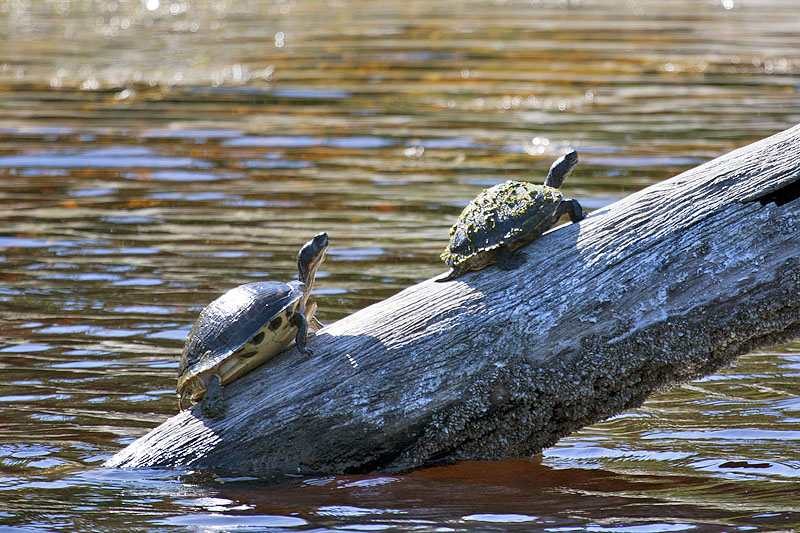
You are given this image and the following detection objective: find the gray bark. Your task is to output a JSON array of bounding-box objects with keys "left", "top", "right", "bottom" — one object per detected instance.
[{"left": 106, "top": 124, "right": 800, "bottom": 476}]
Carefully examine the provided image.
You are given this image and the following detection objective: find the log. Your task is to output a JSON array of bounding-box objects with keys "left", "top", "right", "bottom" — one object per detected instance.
[{"left": 106, "top": 125, "right": 800, "bottom": 475}]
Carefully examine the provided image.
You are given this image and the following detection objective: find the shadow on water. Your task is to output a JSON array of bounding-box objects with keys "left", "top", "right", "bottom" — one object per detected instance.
[{"left": 55, "top": 457, "right": 796, "bottom": 532}]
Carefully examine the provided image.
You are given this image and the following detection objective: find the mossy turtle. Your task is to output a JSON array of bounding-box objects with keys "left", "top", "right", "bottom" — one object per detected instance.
[
  {"left": 177, "top": 232, "right": 329, "bottom": 417},
  {"left": 439, "top": 150, "right": 584, "bottom": 281}
]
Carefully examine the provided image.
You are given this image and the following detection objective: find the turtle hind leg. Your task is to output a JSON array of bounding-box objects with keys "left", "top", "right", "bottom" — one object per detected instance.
[
  {"left": 305, "top": 302, "right": 324, "bottom": 332},
  {"left": 309, "top": 315, "right": 324, "bottom": 331},
  {"left": 436, "top": 266, "right": 463, "bottom": 282},
  {"left": 496, "top": 244, "right": 527, "bottom": 271},
  {"left": 200, "top": 374, "right": 225, "bottom": 419}
]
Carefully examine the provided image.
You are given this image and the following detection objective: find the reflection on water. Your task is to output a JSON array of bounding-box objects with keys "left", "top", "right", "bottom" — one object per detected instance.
[{"left": 1, "top": 0, "right": 799, "bottom": 531}]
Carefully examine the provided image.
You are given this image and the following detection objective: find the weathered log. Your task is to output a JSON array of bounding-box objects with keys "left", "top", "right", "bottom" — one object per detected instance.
[{"left": 106, "top": 125, "right": 800, "bottom": 475}]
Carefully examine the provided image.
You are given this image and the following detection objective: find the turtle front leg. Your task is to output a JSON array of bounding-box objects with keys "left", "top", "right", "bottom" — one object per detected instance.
[
  {"left": 292, "top": 309, "right": 314, "bottom": 357},
  {"left": 200, "top": 374, "right": 225, "bottom": 419},
  {"left": 559, "top": 198, "right": 586, "bottom": 223}
]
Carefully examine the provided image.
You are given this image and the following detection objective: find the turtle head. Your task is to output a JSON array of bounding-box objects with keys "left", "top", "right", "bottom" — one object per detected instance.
[
  {"left": 297, "top": 232, "right": 329, "bottom": 286},
  {"left": 543, "top": 149, "right": 578, "bottom": 188}
]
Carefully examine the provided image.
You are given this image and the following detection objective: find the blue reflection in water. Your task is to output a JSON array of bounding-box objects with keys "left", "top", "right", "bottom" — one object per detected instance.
[
  {"left": 0, "top": 147, "right": 210, "bottom": 168},
  {"left": 270, "top": 88, "right": 350, "bottom": 99},
  {"left": 327, "top": 248, "right": 386, "bottom": 260},
  {"left": 0, "top": 237, "right": 75, "bottom": 248},
  {"left": 153, "top": 513, "right": 308, "bottom": 528},
  {"left": 144, "top": 170, "right": 241, "bottom": 182},
  {"left": 643, "top": 429, "right": 800, "bottom": 441},
  {"left": 0, "top": 344, "right": 54, "bottom": 353},
  {"left": 223, "top": 136, "right": 395, "bottom": 148},
  {"left": 242, "top": 159, "right": 312, "bottom": 169},
  {"left": 224, "top": 136, "right": 321, "bottom": 148},
  {"left": 69, "top": 188, "right": 116, "bottom": 197},
  {"left": 141, "top": 129, "right": 242, "bottom": 139},
  {"left": 582, "top": 155, "right": 705, "bottom": 167}
]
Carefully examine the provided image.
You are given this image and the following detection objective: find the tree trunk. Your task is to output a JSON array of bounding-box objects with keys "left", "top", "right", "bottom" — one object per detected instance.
[{"left": 106, "top": 125, "right": 800, "bottom": 476}]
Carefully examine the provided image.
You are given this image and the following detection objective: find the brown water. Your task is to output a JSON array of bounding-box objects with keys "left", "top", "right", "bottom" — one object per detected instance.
[{"left": 1, "top": 0, "right": 799, "bottom": 531}]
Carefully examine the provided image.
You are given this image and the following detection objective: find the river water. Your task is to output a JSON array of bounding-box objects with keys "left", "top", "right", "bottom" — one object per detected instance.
[{"left": 1, "top": 0, "right": 799, "bottom": 531}]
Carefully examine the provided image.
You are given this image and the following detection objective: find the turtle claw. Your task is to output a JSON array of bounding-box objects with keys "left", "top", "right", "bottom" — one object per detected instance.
[{"left": 299, "top": 346, "right": 314, "bottom": 358}]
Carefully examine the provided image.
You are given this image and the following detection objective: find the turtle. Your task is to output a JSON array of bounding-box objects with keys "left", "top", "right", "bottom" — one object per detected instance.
[
  {"left": 438, "top": 149, "right": 584, "bottom": 281},
  {"left": 177, "top": 232, "right": 329, "bottom": 418}
]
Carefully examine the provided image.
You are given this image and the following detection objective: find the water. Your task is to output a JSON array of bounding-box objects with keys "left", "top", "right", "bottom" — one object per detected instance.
[{"left": 1, "top": 0, "right": 799, "bottom": 530}]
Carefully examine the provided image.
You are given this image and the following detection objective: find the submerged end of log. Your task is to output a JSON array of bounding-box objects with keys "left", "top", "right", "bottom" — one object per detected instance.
[{"left": 106, "top": 125, "right": 800, "bottom": 475}]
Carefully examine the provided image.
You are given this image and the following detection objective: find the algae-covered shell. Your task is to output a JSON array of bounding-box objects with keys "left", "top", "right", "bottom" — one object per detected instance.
[
  {"left": 439, "top": 150, "right": 583, "bottom": 281},
  {"left": 441, "top": 181, "right": 563, "bottom": 272}
]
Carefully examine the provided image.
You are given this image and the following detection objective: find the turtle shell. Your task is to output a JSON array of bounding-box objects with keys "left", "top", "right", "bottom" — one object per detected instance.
[
  {"left": 177, "top": 280, "right": 305, "bottom": 408},
  {"left": 441, "top": 180, "right": 563, "bottom": 273}
]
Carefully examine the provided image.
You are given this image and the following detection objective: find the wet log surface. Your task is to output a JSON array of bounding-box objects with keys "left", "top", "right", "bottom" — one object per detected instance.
[{"left": 106, "top": 125, "right": 800, "bottom": 476}]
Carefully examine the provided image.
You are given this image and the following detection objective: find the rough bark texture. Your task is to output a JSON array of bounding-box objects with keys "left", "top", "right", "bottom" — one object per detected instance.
[{"left": 106, "top": 125, "right": 800, "bottom": 476}]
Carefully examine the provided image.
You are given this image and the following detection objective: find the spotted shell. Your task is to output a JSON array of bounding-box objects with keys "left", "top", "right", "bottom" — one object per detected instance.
[{"left": 177, "top": 281, "right": 305, "bottom": 408}]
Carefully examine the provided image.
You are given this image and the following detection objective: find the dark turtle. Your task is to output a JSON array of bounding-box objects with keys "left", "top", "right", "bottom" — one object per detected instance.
[
  {"left": 177, "top": 232, "right": 329, "bottom": 418},
  {"left": 439, "top": 150, "right": 584, "bottom": 281}
]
